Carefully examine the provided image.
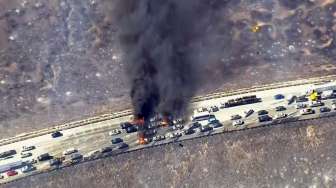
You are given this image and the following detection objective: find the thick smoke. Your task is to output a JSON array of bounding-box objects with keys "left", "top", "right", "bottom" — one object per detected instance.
[
  {"left": 116, "top": 0, "right": 203, "bottom": 119},
  {"left": 115, "top": 0, "right": 328, "bottom": 120}
]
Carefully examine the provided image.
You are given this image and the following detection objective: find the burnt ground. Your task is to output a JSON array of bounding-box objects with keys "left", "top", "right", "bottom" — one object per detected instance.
[
  {"left": 1, "top": 0, "right": 336, "bottom": 187},
  {"left": 0, "top": 0, "right": 336, "bottom": 138},
  {"left": 4, "top": 117, "right": 336, "bottom": 188}
]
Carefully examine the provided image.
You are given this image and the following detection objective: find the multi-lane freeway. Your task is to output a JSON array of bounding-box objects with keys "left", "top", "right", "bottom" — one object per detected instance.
[{"left": 1, "top": 76, "right": 336, "bottom": 185}]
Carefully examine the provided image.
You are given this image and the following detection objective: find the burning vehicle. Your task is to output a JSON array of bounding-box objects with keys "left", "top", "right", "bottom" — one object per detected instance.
[{"left": 131, "top": 114, "right": 176, "bottom": 145}]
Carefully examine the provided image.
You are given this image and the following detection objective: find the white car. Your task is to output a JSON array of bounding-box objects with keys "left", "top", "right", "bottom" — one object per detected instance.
[
  {"left": 300, "top": 108, "right": 314, "bottom": 115},
  {"left": 63, "top": 148, "right": 77, "bottom": 156},
  {"left": 332, "top": 103, "right": 336, "bottom": 110},
  {"left": 24, "top": 159, "right": 37, "bottom": 165},
  {"left": 108, "top": 129, "right": 121, "bottom": 136},
  {"left": 84, "top": 150, "right": 101, "bottom": 160},
  {"left": 309, "top": 101, "right": 324, "bottom": 107},
  {"left": 165, "top": 132, "right": 173, "bottom": 138},
  {"left": 274, "top": 113, "right": 287, "bottom": 119},
  {"left": 21, "top": 165, "right": 36, "bottom": 173},
  {"left": 21, "top": 152, "right": 32, "bottom": 158},
  {"left": 196, "top": 107, "right": 208, "bottom": 113},
  {"left": 176, "top": 124, "right": 184, "bottom": 129},
  {"left": 22, "top": 146, "right": 35, "bottom": 152},
  {"left": 232, "top": 120, "right": 244, "bottom": 126},
  {"left": 167, "top": 132, "right": 182, "bottom": 139},
  {"left": 153, "top": 135, "right": 165, "bottom": 141},
  {"left": 172, "top": 124, "right": 184, "bottom": 130},
  {"left": 173, "top": 131, "right": 182, "bottom": 138},
  {"left": 173, "top": 119, "right": 183, "bottom": 125}
]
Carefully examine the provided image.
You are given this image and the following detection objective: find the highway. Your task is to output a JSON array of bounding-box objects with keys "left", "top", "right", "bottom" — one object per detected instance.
[{"left": 1, "top": 76, "right": 336, "bottom": 184}]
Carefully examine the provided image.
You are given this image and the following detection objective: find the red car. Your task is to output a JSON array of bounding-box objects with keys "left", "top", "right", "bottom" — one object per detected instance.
[{"left": 6, "top": 170, "right": 18, "bottom": 177}]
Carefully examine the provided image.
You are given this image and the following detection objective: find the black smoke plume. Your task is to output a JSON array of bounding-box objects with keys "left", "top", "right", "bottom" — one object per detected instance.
[{"left": 116, "top": 0, "right": 203, "bottom": 119}]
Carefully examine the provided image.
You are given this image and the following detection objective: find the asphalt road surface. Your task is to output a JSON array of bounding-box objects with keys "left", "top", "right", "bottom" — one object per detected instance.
[{"left": 1, "top": 80, "right": 336, "bottom": 184}]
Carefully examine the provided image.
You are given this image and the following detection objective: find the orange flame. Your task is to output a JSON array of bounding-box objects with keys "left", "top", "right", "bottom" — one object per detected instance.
[
  {"left": 160, "top": 116, "right": 169, "bottom": 127},
  {"left": 133, "top": 117, "right": 145, "bottom": 125},
  {"left": 138, "top": 132, "right": 147, "bottom": 145}
]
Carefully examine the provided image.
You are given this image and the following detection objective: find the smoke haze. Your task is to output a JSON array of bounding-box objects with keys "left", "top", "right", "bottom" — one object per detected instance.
[
  {"left": 116, "top": 0, "right": 204, "bottom": 119},
  {"left": 115, "top": 0, "right": 336, "bottom": 119}
]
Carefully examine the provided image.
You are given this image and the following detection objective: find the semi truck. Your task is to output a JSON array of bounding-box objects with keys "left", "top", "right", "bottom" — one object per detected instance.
[{"left": 221, "top": 95, "right": 261, "bottom": 108}]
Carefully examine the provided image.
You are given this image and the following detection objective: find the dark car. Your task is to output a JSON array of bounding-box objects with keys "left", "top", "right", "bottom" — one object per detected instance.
[
  {"left": 144, "top": 129, "right": 157, "bottom": 137},
  {"left": 189, "top": 122, "right": 201, "bottom": 130},
  {"left": 117, "top": 143, "right": 129, "bottom": 149},
  {"left": 320, "top": 107, "right": 331, "bottom": 113},
  {"left": 230, "top": 114, "right": 242, "bottom": 120},
  {"left": 210, "top": 106, "right": 219, "bottom": 112},
  {"left": 101, "top": 147, "right": 112, "bottom": 153},
  {"left": 120, "top": 122, "right": 132, "bottom": 129},
  {"left": 296, "top": 96, "right": 308, "bottom": 102},
  {"left": 38, "top": 153, "right": 52, "bottom": 161},
  {"left": 125, "top": 126, "right": 137, "bottom": 133},
  {"left": 51, "top": 131, "right": 63, "bottom": 138},
  {"left": 49, "top": 158, "right": 62, "bottom": 166},
  {"left": 257, "top": 110, "right": 268, "bottom": 116},
  {"left": 332, "top": 99, "right": 336, "bottom": 104},
  {"left": 274, "top": 94, "right": 284, "bottom": 100},
  {"left": 0, "top": 150, "right": 16, "bottom": 158},
  {"left": 184, "top": 129, "right": 195, "bottom": 135},
  {"left": 200, "top": 125, "right": 213, "bottom": 132},
  {"left": 209, "top": 120, "right": 222, "bottom": 128},
  {"left": 111, "top": 138, "right": 123, "bottom": 144},
  {"left": 244, "top": 109, "right": 254, "bottom": 118},
  {"left": 70, "top": 153, "right": 83, "bottom": 161},
  {"left": 258, "top": 115, "right": 272, "bottom": 122},
  {"left": 275, "top": 106, "right": 286, "bottom": 111}
]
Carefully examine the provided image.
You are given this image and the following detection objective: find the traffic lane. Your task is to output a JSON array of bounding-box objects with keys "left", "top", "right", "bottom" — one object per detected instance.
[
  {"left": 0, "top": 81, "right": 326, "bottom": 151},
  {"left": 0, "top": 83, "right": 318, "bottom": 166},
  {"left": 195, "top": 83, "right": 311, "bottom": 122},
  {"left": 0, "top": 133, "right": 57, "bottom": 166},
  {"left": 194, "top": 83, "right": 312, "bottom": 110},
  {"left": 1, "top": 123, "right": 134, "bottom": 172},
  {"left": 2, "top": 103, "right": 336, "bottom": 184},
  {"left": 1, "top": 85, "right": 334, "bottom": 184},
  {"left": 2, "top": 99, "right": 335, "bottom": 168},
  {"left": 0, "top": 107, "right": 303, "bottom": 185},
  {"left": 1, "top": 98, "right": 331, "bottom": 168},
  {"left": 215, "top": 99, "right": 301, "bottom": 130},
  {"left": 0, "top": 116, "right": 130, "bottom": 165},
  {"left": 211, "top": 99, "right": 285, "bottom": 122},
  {"left": 43, "top": 128, "right": 139, "bottom": 160}
]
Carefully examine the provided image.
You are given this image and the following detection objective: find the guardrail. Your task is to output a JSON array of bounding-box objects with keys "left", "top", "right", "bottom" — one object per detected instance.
[
  {"left": 191, "top": 75, "right": 336, "bottom": 102},
  {"left": 0, "top": 75, "right": 335, "bottom": 147}
]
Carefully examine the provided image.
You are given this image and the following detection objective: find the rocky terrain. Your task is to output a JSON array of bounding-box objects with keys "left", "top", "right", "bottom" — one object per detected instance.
[
  {"left": 1, "top": 0, "right": 336, "bottom": 187},
  {"left": 4, "top": 117, "right": 336, "bottom": 188}
]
